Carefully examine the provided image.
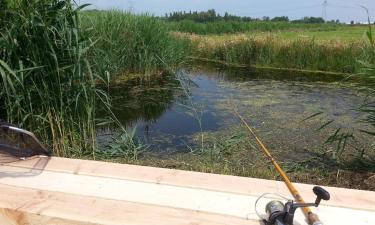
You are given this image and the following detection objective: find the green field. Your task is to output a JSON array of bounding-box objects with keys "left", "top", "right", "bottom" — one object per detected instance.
[
  {"left": 173, "top": 25, "right": 370, "bottom": 42},
  {"left": 274, "top": 26, "right": 369, "bottom": 41}
]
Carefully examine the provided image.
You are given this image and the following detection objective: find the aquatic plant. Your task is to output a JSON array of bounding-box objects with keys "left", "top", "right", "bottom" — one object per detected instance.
[
  {"left": 167, "top": 20, "right": 343, "bottom": 35},
  {"left": 180, "top": 33, "right": 365, "bottom": 73},
  {"left": 0, "top": 0, "right": 109, "bottom": 157},
  {"left": 357, "top": 8, "right": 375, "bottom": 149},
  {"left": 97, "top": 129, "right": 145, "bottom": 160},
  {"left": 81, "top": 10, "right": 190, "bottom": 76}
]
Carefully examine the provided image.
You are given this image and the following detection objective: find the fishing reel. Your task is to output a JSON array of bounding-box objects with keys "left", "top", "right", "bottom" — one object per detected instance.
[{"left": 263, "top": 186, "right": 330, "bottom": 225}]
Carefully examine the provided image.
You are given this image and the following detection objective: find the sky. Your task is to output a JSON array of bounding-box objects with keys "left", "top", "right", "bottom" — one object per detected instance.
[{"left": 78, "top": 0, "right": 375, "bottom": 23}]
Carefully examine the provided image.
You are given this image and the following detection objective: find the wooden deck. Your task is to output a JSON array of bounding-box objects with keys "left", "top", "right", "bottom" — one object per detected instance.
[{"left": 0, "top": 156, "right": 374, "bottom": 225}]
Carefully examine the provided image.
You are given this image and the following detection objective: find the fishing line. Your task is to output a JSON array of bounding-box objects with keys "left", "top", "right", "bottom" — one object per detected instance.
[
  {"left": 225, "top": 100, "right": 290, "bottom": 218},
  {"left": 254, "top": 192, "right": 290, "bottom": 220},
  {"left": 230, "top": 102, "right": 331, "bottom": 225}
]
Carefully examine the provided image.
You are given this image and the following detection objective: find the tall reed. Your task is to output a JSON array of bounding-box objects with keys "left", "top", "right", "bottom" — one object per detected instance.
[
  {"left": 81, "top": 10, "right": 190, "bottom": 76},
  {"left": 358, "top": 12, "right": 375, "bottom": 137},
  {"left": 184, "top": 34, "right": 365, "bottom": 73},
  {"left": 0, "top": 0, "right": 109, "bottom": 157},
  {"left": 167, "top": 20, "right": 343, "bottom": 35}
]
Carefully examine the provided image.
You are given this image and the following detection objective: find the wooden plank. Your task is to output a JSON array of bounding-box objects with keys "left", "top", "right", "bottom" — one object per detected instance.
[
  {"left": 0, "top": 209, "right": 98, "bottom": 225},
  {"left": 0, "top": 157, "right": 374, "bottom": 225},
  {"left": 0, "top": 183, "right": 255, "bottom": 225},
  {"left": 5, "top": 157, "right": 375, "bottom": 212}
]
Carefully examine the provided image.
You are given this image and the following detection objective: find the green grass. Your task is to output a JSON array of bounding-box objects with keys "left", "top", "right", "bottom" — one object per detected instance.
[
  {"left": 81, "top": 10, "right": 190, "bottom": 76},
  {"left": 0, "top": 0, "right": 107, "bottom": 157},
  {"left": 0, "top": 3, "right": 188, "bottom": 158},
  {"left": 108, "top": 126, "right": 374, "bottom": 190},
  {"left": 180, "top": 32, "right": 368, "bottom": 73},
  {"left": 274, "top": 26, "right": 369, "bottom": 41},
  {"left": 171, "top": 24, "right": 372, "bottom": 74},
  {"left": 167, "top": 20, "right": 344, "bottom": 35}
]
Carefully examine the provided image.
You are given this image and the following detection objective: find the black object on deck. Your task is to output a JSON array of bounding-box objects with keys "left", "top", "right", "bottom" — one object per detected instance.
[{"left": 0, "top": 120, "right": 51, "bottom": 163}]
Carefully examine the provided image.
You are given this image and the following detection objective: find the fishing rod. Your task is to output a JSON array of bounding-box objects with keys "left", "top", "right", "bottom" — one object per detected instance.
[{"left": 234, "top": 110, "right": 330, "bottom": 225}]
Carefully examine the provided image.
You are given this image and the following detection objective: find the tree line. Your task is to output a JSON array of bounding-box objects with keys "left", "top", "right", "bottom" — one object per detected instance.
[{"left": 165, "top": 9, "right": 340, "bottom": 24}]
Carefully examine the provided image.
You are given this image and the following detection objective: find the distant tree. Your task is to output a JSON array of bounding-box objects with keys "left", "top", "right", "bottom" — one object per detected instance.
[
  {"left": 271, "top": 16, "right": 289, "bottom": 22},
  {"left": 224, "top": 12, "right": 229, "bottom": 21},
  {"left": 350, "top": 20, "right": 354, "bottom": 25},
  {"left": 292, "top": 17, "right": 325, "bottom": 24},
  {"left": 262, "top": 16, "right": 270, "bottom": 21},
  {"left": 165, "top": 9, "right": 256, "bottom": 23}
]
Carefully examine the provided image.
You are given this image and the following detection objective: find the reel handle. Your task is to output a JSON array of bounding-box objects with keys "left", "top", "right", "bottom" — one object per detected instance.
[
  {"left": 313, "top": 186, "right": 330, "bottom": 206},
  {"left": 283, "top": 186, "right": 330, "bottom": 225}
]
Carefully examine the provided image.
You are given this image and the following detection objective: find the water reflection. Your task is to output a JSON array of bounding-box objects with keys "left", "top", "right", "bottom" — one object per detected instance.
[
  {"left": 99, "top": 66, "right": 372, "bottom": 154},
  {"left": 110, "top": 74, "right": 182, "bottom": 125}
]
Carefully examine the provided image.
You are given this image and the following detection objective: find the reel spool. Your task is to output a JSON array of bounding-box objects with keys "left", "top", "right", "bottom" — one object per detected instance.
[{"left": 263, "top": 186, "right": 330, "bottom": 225}]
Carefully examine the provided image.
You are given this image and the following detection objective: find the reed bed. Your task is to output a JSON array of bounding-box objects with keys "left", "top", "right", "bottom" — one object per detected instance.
[
  {"left": 0, "top": 2, "right": 188, "bottom": 157},
  {"left": 177, "top": 32, "right": 368, "bottom": 73},
  {"left": 81, "top": 10, "right": 190, "bottom": 76},
  {"left": 167, "top": 20, "right": 343, "bottom": 35},
  {"left": 0, "top": 0, "right": 107, "bottom": 157}
]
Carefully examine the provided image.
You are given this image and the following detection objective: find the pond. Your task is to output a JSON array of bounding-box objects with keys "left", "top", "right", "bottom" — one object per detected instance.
[{"left": 98, "top": 65, "right": 373, "bottom": 159}]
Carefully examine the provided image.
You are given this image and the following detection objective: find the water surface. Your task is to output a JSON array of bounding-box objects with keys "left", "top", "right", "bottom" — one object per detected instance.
[{"left": 99, "top": 66, "right": 373, "bottom": 157}]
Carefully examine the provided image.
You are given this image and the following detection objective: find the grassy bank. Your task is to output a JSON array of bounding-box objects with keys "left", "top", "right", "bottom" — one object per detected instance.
[
  {"left": 174, "top": 26, "right": 370, "bottom": 42},
  {"left": 110, "top": 125, "right": 375, "bottom": 190},
  {"left": 167, "top": 20, "right": 344, "bottom": 35},
  {"left": 177, "top": 32, "right": 370, "bottom": 73}
]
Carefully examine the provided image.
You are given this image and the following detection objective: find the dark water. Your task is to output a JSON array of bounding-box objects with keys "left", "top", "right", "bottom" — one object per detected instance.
[{"left": 99, "top": 66, "right": 373, "bottom": 155}]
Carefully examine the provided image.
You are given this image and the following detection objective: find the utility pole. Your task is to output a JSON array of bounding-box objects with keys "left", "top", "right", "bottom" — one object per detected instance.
[{"left": 322, "top": 0, "right": 328, "bottom": 21}]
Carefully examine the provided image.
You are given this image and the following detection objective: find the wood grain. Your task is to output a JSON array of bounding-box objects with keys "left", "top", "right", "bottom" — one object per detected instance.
[
  {"left": 5, "top": 157, "right": 375, "bottom": 211},
  {"left": 0, "top": 157, "right": 374, "bottom": 225},
  {"left": 0, "top": 184, "right": 255, "bottom": 225}
]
